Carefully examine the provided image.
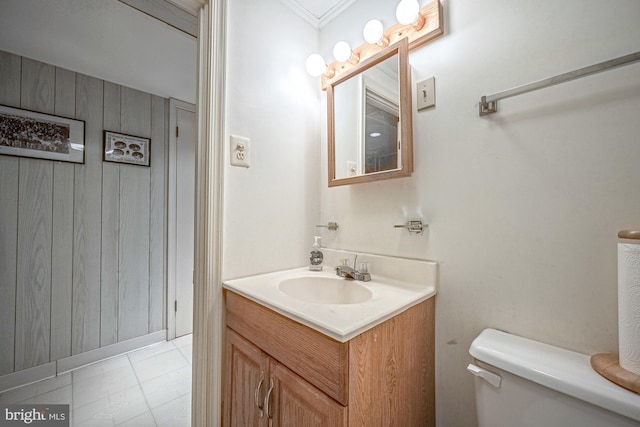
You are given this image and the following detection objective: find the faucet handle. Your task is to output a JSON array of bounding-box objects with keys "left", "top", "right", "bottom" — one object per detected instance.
[
  {"left": 358, "top": 262, "right": 369, "bottom": 273},
  {"left": 340, "top": 258, "right": 350, "bottom": 266}
]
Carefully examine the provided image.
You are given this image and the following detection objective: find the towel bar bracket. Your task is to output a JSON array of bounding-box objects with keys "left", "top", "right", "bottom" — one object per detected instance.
[
  {"left": 394, "top": 220, "right": 426, "bottom": 234},
  {"left": 479, "top": 97, "right": 498, "bottom": 116}
]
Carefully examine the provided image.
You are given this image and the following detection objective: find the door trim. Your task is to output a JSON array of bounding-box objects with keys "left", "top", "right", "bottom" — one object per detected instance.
[
  {"left": 192, "top": 2, "right": 226, "bottom": 426},
  {"left": 167, "top": 98, "right": 196, "bottom": 341}
]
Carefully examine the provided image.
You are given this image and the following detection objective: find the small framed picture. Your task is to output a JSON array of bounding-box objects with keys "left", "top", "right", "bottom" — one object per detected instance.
[
  {"left": 0, "top": 104, "right": 85, "bottom": 163},
  {"left": 103, "top": 131, "right": 150, "bottom": 167}
]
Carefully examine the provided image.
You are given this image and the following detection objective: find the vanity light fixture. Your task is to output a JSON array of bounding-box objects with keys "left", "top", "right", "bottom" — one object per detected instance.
[
  {"left": 304, "top": 0, "right": 443, "bottom": 87},
  {"left": 363, "top": 19, "right": 389, "bottom": 47},
  {"left": 396, "top": 0, "right": 425, "bottom": 29}
]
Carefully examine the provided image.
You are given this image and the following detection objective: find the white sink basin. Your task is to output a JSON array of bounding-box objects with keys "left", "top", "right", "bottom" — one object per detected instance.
[
  {"left": 223, "top": 252, "right": 438, "bottom": 341},
  {"left": 279, "top": 276, "right": 373, "bottom": 304}
]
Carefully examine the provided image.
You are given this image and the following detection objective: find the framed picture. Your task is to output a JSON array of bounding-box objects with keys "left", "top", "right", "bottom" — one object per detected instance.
[
  {"left": 103, "top": 131, "right": 150, "bottom": 167},
  {"left": 0, "top": 104, "right": 85, "bottom": 164}
]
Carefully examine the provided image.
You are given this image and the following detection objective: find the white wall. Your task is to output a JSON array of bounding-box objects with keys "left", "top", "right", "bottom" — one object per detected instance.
[
  {"left": 0, "top": 0, "right": 197, "bottom": 104},
  {"left": 319, "top": 0, "right": 640, "bottom": 425},
  {"left": 222, "top": 0, "right": 321, "bottom": 279}
]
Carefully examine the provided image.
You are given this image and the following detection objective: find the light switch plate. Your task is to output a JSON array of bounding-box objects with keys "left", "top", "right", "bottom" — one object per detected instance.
[
  {"left": 417, "top": 77, "right": 435, "bottom": 111},
  {"left": 230, "top": 135, "right": 250, "bottom": 168}
]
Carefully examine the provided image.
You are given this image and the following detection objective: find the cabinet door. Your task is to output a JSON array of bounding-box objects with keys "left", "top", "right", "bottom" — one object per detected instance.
[
  {"left": 268, "top": 361, "right": 347, "bottom": 427},
  {"left": 224, "top": 328, "right": 270, "bottom": 427}
]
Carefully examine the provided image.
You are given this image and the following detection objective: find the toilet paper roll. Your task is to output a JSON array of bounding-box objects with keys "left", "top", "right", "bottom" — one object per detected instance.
[{"left": 618, "top": 242, "right": 640, "bottom": 375}]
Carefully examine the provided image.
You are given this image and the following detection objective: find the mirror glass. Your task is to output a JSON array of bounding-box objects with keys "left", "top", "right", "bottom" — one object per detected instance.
[{"left": 328, "top": 39, "right": 412, "bottom": 186}]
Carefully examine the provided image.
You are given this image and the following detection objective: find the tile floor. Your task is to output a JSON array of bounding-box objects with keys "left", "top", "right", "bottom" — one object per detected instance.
[{"left": 0, "top": 334, "right": 192, "bottom": 426}]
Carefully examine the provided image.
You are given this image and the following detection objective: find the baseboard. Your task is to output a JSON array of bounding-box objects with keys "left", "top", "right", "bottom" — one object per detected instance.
[
  {"left": 0, "top": 362, "right": 57, "bottom": 394},
  {"left": 0, "top": 330, "right": 167, "bottom": 393},
  {"left": 57, "top": 330, "right": 167, "bottom": 374}
]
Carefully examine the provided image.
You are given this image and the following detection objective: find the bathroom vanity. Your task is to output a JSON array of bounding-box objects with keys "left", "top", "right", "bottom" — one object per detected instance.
[
  {"left": 222, "top": 253, "right": 437, "bottom": 426},
  {"left": 223, "top": 291, "right": 434, "bottom": 426}
]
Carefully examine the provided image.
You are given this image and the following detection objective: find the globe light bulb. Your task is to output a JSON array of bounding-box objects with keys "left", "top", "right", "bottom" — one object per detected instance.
[
  {"left": 305, "top": 54, "right": 326, "bottom": 77},
  {"left": 395, "top": 0, "right": 420, "bottom": 25},
  {"left": 363, "top": 19, "right": 384, "bottom": 44},
  {"left": 333, "top": 41, "right": 353, "bottom": 62}
]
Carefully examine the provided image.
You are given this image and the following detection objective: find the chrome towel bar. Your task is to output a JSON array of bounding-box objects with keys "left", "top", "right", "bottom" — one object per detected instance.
[{"left": 479, "top": 50, "right": 640, "bottom": 116}]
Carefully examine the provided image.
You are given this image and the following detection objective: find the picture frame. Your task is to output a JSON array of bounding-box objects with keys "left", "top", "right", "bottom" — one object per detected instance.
[
  {"left": 103, "top": 131, "right": 151, "bottom": 167},
  {"left": 0, "top": 104, "right": 85, "bottom": 164}
]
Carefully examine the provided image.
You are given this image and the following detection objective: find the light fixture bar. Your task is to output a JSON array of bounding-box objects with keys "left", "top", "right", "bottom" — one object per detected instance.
[
  {"left": 322, "top": 0, "right": 444, "bottom": 90},
  {"left": 321, "top": 0, "right": 443, "bottom": 90}
]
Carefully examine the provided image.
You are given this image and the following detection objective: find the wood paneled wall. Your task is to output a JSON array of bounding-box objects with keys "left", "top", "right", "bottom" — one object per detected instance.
[{"left": 0, "top": 51, "right": 167, "bottom": 376}]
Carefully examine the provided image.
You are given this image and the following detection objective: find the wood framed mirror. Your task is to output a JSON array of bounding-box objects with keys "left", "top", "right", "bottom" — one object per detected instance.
[{"left": 327, "top": 38, "right": 412, "bottom": 187}]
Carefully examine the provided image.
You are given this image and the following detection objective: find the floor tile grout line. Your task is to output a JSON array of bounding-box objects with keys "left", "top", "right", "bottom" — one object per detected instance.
[
  {"left": 177, "top": 347, "right": 190, "bottom": 365},
  {"left": 71, "top": 358, "right": 140, "bottom": 413},
  {"left": 131, "top": 347, "right": 191, "bottom": 384},
  {"left": 127, "top": 350, "right": 160, "bottom": 427}
]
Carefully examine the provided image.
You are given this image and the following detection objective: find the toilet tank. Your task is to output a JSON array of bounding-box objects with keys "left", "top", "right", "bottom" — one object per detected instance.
[{"left": 469, "top": 329, "right": 640, "bottom": 427}]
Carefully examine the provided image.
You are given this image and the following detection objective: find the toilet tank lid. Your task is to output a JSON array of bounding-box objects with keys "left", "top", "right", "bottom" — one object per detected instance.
[{"left": 470, "top": 328, "right": 640, "bottom": 422}]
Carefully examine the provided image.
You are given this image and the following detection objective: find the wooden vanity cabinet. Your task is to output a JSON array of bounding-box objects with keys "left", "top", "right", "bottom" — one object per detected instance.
[
  {"left": 224, "top": 328, "right": 267, "bottom": 426},
  {"left": 270, "top": 359, "right": 347, "bottom": 426},
  {"left": 225, "top": 328, "right": 346, "bottom": 426},
  {"left": 223, "top": 290, "right": 435, "bottom": 426}
]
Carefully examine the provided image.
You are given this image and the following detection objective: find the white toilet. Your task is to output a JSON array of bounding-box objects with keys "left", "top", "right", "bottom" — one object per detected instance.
[{"left": 468, "top": 328, "right": 640, "bottom": 427}]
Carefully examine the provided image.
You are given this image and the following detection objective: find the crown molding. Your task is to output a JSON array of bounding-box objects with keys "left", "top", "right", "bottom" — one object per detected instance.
[{"left": 281, "top": 0, "right": 357, "bottom": 29}]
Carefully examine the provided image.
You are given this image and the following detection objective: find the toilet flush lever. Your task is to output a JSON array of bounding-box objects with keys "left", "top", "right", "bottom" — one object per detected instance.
[{"left": 467, "top": 364, "right": 502, "bottom": 388}]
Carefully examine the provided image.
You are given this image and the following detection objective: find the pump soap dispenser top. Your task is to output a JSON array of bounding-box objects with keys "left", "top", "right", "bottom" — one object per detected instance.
[{"left": 309, "top": 236, "right": 324, "bottom": 271}]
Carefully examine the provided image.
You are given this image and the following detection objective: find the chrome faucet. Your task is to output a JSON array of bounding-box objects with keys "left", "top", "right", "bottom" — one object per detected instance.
[{"left": 335, "top": 255, "right": 371, "bottom": 282}]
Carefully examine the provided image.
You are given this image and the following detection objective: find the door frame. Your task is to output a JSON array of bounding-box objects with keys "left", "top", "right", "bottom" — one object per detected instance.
[
  {"left": 167, "top": 98, "right": 197, "bottom": 341},
  {"left": 192, "top": 2, "right": 226, "bottom": 426}
]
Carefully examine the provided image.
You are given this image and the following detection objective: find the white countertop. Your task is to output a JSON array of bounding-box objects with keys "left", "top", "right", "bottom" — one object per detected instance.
[{"left": 223, "top": 257, "right": 437, "bottom": 342}]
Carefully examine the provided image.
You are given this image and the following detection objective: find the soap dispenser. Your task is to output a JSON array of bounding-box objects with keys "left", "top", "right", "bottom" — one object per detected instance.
[{"left": 309, "top": 236, "right": 324, "bottom": 271}]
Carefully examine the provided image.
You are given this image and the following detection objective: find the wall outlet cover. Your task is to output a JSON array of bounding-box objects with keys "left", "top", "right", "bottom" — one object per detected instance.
[
  {"left": 230, "top": 135, "right": 250, "bottom": 168},
  {"left": 347, "top": 160, "right": 357, "bottom": 176}
]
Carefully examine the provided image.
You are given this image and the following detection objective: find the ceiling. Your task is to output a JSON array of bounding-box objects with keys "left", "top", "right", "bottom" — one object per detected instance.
[
  {"left": 0, "top": 0, "right": 198, "bottom": 104},
  {"left": 118, "top": 0, "right": 199, "bottom": 37},
  {"left": 119, "top": 0, "right": 357, "bottom": 34},
  {"left": 281, "top": 0, "right": 357, "bottom": 28}
]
